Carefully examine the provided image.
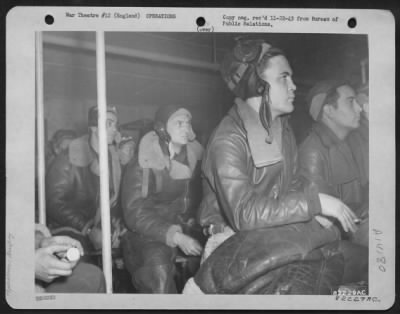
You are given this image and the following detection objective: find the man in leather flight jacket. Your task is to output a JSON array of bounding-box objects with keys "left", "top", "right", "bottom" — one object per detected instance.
[
  {"left": 121, "top": 105, "right": 204, "bottom": 293},
  {"left": 183, "top": 39, "right": 367, "bottom": 294},
  {"left": 45, "top": 106, "right": 122, "bottom": 254},
  {"left": 299, "top": 81, "right": 369, "bottom": 247}
]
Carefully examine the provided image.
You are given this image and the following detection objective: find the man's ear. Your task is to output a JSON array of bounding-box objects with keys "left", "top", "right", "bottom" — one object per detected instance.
[{"left": 322, "top": 103, "right": 335, "bottom": 120}]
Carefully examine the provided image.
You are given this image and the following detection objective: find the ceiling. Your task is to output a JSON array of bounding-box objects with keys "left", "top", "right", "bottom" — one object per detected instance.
[
  {"left": 46, "top": 31, "right": 368, "bottom": 88},
  {"left": 153, "top": 32, "right": 368, "bottom": 86}
]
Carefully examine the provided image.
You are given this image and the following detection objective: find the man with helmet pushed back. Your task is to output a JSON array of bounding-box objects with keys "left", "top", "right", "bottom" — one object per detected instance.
[
  {"left": 46, "top": 106, "right": 123, "bottom": 257},
  {"left": 121, "top": 105, "right": 205, "bottom": 293},
  {"left": 298, "top": 81, "right": 369, "bottom": 248},
  {"left": 183, "top": 38, "right": 367, "bottom": 294}
]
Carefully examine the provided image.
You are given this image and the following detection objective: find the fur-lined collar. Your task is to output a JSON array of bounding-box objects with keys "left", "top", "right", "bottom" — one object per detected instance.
[{"left": 138, "top": 131, "right": 203, "bottom": 179}]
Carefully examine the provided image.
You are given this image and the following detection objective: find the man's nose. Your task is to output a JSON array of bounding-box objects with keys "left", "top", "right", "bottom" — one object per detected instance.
[
  {"left": 288, "top": 77, "right": 296, "bottom": 91},
  {"left": 354, "top": 100, "right": 362, "bottom": 113}
]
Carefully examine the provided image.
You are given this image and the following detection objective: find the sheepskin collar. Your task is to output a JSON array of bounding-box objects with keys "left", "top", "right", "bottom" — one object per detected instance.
[{"left": 138, "top": 131, "right": 203, "bottom": 179}]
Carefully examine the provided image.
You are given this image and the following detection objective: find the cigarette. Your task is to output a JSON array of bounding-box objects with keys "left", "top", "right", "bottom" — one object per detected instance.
[{"left": 56, "top": 247, "right": 81, "bottom": 262}]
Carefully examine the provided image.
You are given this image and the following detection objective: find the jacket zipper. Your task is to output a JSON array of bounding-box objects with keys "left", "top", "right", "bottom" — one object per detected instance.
[{"left": 183, "top": 180, "right": 189, "bottom": 213}]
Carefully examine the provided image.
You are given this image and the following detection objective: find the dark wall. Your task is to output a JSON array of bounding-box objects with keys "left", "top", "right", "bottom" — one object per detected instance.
[{"left": 42, "top": 32, "right": 367, "bottom": 145}]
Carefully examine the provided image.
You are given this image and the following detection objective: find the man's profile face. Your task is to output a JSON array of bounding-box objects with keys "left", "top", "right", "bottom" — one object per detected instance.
[
  {"left": 105, "top": 112, "right": 118, "bottom": 144},
  {"left": 92, "top": 112, "right": 119, "bottom": 145},
  {"left": 260, "top": 55, "right": 296, "bottom": 118},
  {"left": 166, "top": 114, "right": 192, "bottom": 146},
  {"left": 329, "top": 85, "right": 362, "bottom": 130},
  {"left": 119, "top": 141, "right": 135, "bottom": 165}
]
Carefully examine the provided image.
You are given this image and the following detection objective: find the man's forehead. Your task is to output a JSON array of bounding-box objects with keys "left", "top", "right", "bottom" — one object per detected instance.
[
  {"left": 264, "top": 55, "right": 292, "bottom": 74},
  {"left": 169, "top": 113, "right": 191, "bottom": 123},
  {"left": 337, "top": 85, "right": 356, "bottom": 97}
]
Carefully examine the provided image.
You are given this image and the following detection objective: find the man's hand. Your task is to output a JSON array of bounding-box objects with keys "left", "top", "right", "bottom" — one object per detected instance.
[
  {"left": 315, "top": 215, "right": 334, "bottom": 229},
  {"left": 40, "top": 236, "right": 84, "bottom": 256},
  {"left": 35, "top": 244, "right": 76, "bottom": 283},
  {"left": 173, "top": 233, "right": 202, "bottom": 256},
  {"left": 319, "top": 193, "right": 358, "bottom": 233}
]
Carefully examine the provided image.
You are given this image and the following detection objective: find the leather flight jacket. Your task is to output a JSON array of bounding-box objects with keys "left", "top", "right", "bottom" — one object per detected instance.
[
  {"left": 298, "top": 122, "right": 366, "bottom": 215},
  {"left": 121, "top": 131, "right": 204, "bottom": 246},
  {"left": 46, "top": 135, "right": 121, "bottom": 232},
  {"left": 194, "top": 220, "right": 343, "bottom": 294},
  {"left": 198, "top": 100, "right": 322, "bottom": 232},
  {"left": 193, "top": 100, "right": 348, "bottom": 294}
]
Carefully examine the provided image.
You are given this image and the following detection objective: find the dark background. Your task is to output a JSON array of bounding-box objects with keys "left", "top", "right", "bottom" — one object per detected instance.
[
  {"left": 1, "top": 0, "right": 399, "bottom": 313},
  {"left": 41, "top": 31, "right": 367, "bottom": 146}
]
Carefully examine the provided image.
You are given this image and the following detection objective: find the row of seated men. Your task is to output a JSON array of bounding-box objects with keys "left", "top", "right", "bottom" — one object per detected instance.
[{"left": 36, "top": 38, "right": 369, "bottom": 294}]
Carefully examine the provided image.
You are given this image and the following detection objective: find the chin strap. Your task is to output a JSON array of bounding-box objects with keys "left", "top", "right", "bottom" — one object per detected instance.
[{"left": 259, "top": 83, "right": 273, "bottom": 144}]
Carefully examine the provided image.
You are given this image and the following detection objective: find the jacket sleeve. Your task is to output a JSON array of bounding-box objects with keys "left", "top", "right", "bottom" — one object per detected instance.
[
  {"left": 287, "top": 136, "right": 322, "bottom": 215},
  {"left": 207, "top": 137, "right": 320, "bottom": 232},
  {"left": 298, "top": 145, "right": 338, "bottom": 198},
  {"left": 45, "top": 153, "right": 93, "bottom": 231},
  {"left": 121, "top": 161, "right": 182, "bottom": 247}
]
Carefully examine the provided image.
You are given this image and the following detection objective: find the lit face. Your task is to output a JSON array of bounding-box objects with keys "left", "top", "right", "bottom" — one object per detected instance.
[
  {"left": 119, "top": 141, "right": 135, "bottom": 165},
  {"left": 328, "top": 85, "right": 362, "bottom": 130},
  {"left": 260, "top": 55, "right": 296, "bottom": 118},
  {"left": 57, "top": 138, "right": 73, "bottom": 153},
  {"left": 166, "top": 114, "right": 192, "bottom": 146},
  {"left": 92, "top": 112, "right": 119, "bottom": 145},
  {"left": 105, "top": 112, "right": 119, "bottom": 144}
]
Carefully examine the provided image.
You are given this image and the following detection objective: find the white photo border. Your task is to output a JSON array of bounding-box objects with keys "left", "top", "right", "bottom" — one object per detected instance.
[{"left": 5, "top": 6, "right": 395, "bottom": 309}]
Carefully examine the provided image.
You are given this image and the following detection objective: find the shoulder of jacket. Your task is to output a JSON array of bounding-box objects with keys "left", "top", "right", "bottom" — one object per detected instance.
[
  {"left": 213, "top": 109, "right": 246, "bottom": 143},
  {"left": 187, "top": 139, "right": 203, "bottom": 160},
  {"left": 298, "top": 134, "right": 327, "bottom": 167},
  {"left": 138, "top": 131, "right": 168, "bottom": 170},
  {"left": 68, "top": 135, "right": 94, "bottom": 167}
]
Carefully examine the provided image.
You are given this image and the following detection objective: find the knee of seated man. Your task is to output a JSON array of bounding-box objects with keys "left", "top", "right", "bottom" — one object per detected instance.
[
  {"left": 45, "top": 262, "right": 105, "bottom": 293},
  {"left": 72, "top": 262, "right": 106, "bottom": 293}
]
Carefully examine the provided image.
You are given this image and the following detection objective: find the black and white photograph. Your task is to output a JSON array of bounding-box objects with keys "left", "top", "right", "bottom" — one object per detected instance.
[{"left": 5, "top": 7, "right": 395, "bottom": 310}]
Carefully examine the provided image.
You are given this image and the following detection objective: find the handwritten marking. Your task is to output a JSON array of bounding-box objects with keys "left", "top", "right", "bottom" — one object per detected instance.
[
  {"left": 373, "top": 228, "right": 386, "bottom": 272},
  {"left": 6, "top": 233, "right": 15, "bottom": 297}
]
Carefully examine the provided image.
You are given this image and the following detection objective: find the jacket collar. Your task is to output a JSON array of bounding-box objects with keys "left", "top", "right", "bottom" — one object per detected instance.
[
  {"left": 312, "top": 122, "right": 343, "bottom": 148},
  {"left": 234, "top": 98, "right": 283, "bottom": 168},
  {"left": 138, "top": 131, "right": 202, "bottom": 179},
  {"left": 312, "top": 122, "right": 359, "bottom": 185},
  {"left": 68, "top": 134, "right": 121, "bottom": 207}
]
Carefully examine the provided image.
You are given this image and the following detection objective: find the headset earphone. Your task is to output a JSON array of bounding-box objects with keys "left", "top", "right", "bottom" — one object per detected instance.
[
  {"left": 231, "top": 37, "right": 274, "bottom": 143},
  {"left": 154, "top": 120, "right": 171, "bottom": 144}
]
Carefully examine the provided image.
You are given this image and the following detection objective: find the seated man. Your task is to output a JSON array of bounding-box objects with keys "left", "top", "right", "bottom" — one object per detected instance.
[
  {"left": 184, "top": 39, "right": 366, "bottom": 294},
  {"left": 121, "top": 105, "right": 204, "bottom": 293},
  {"left": 35, "top": 224, "right": 105, "bottom": 293},
  {"left": 46, "top": 106, "right": 123, "bottom": 254},
  {"left": 299, "top": 81, "right": 368, "bottom": 247},
  {"left": 118, "top": 136, "right": 136, "bottom": 168},
  {"left": 46, "top": 129, "right": 77, "bottom": 169},
  {"left": 348, "top": 84, "right": 369, "bottom": 198}
]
